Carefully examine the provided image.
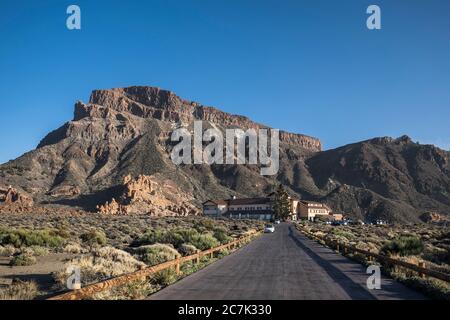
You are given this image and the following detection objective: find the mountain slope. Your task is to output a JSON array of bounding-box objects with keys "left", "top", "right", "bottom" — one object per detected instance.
[
  {"left": 0, "top": 86, "right": 449, "bottom": 222},
  {"left": 306, "top": 136, "right": 450, "bottom": 222}
]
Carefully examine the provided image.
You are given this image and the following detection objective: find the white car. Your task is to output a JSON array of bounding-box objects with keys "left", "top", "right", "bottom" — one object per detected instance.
[
  {"left": 264, "top": 224, "right": 275, "bottom": 233},
  {"left": 274, "top": 220, "right": 281, "bottom": 224}
]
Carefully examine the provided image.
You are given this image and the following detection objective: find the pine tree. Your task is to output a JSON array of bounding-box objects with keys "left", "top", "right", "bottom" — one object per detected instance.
[{"left": 273, "top": 184, "right": 290, "bottom": 220}]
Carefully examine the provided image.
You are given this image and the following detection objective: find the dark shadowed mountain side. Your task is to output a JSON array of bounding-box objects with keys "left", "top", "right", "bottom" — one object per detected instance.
[
  {"left": 306, "top": 136, "right": 450, "bottom": 222},
  {"left": 0, "top": 86, "right": 449, "bottom": 223}
]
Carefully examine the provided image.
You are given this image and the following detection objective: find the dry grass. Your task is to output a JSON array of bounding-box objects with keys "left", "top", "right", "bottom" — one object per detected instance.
[
  {"left": 0, "top": 280, "right": 39, "bottom": 300},
  {"left": 89, "top": 278, "right": 155, "bottom": 300},
  {"left": 10, "top": 252, "right": 37, "bottom": 266},
  {"left": 0, "top": 244, "right": 16, "bottom": 257},
  {"left": 63, "top": 242, "right": 85, "bottom": 254},
  {"left": 54, "top": 246, "right": 146, "bottom": 287},
  {"left": 0, "top": 214, "right": 263, "bottom": 299}
]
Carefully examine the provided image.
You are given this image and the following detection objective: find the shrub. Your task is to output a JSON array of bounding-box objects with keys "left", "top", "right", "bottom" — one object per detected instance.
[
  {"left": 91, "top": 278, "right": 154, "bottom": 300},
  {"left": 157, "top": 229, "right": 185, "bottom": 247},
  {"left": 0, "top": 228, "right": 65, "bottom": 248},
  {"left": 54, "top": 246, "right": 146, "bottom": 287},
  {"left": 217, "top": 248, "right": 230, "bottom": 258},
  {"left": 134, "top": 228, "right": 207, "bottom": 249},
  {"left": 355, "top": 241, "right": 379, "bottom": 254},
  {"left": 331, "top": 229, "right": 355, "bottom": 240},
  {"left": 194, "top": 219, "right": 216, "bottom": 232},
  {"left": 151, "top": 268, "right": 178, "bottom": 286},
  {"left": 394, "top": 275, "right": 450, "bottom": 300},
  {"left": 80, "top": 230, "right": 107, "bottom": 247},
  {"left": 381, "top": 235, "right": 424, "bottom": 256},
  {"left": 0, "top": 280, "right": 39, "bottom": 300},
  {"left": 189, "top": 234, "right": 219, "bottom": 251},
  {"left": 135, "top": 244, "right": 181, "bottom": 266},
  {"left": 132, "top": 229, "right": 183, "bottom": 246},
  {"left": 10, "top": 253, "right": 37, "bottom": 266},
  {"left": 213, "top": 228, "right": 232, "bottom": 244},
  {"left": 423, "top": 247, "right": 450, "bottom": 265},
  {"left": 175, "top": 228, "right": 200, "bottom": 245},
  {"left": 179, "top": 243, "right": 198, "bottom": 256},
  {"left": 63, "top": 242, "right": 84, "bottom": 254},
  {"left": 53, "top": 226, "right": 71, "bottom": 239},
  {"left": 28, "top": 246, "right": 49, "bottom": 257},
  {"left": 0, "top": 245, "right": 16, "bottom": 257}
]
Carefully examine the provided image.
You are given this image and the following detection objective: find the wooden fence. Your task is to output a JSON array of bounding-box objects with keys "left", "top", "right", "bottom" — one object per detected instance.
[
  {"left": 296, "top": 224, "right": 450, "bottom": 283},
  {"left": 48, "top": 231, "right": 262, "bottom": 300}
]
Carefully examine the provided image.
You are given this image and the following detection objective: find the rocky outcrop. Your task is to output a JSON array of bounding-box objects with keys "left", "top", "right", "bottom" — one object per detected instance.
[
  {"left": 47, "top": 185, "right": 81, "bottom": 197},
  {"left": 0, "top": 186, "right": 34, "bottom": 210},
  {"left": 96, "top": 174, "right": 199, "bottom": 216},
  {"left": 87, "top": 87, "right": 322, "bottom": 151},
  {"left": 420, "top": 212, "right": 441, "bottom": 223}
]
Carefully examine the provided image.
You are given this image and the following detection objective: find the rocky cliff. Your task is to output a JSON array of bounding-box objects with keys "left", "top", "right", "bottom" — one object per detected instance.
[{"left": 85, "top": 87, "right": 322, "bottom": 151}]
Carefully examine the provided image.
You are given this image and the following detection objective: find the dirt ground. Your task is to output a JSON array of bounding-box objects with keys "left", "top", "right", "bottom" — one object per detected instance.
[{"left": 0, "top": 253, "right": 76, "bottom": 295}]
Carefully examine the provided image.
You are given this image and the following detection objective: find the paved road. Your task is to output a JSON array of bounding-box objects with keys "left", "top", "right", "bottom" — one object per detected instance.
[{"left": 148, "top": 223, "right": 425, "bottom": 300}]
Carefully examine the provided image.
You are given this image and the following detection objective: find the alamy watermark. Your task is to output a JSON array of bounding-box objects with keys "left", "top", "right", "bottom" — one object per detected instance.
[
  {"left": 366, "top": 265, "right": 381, "bottom": 290},
  {"left": 66, "top": 5, "right": 81, "bottom": 30},
  {"left": 170, "top": 121, "right": 280, "bottom": 176},
  {"left": 66, "top": 265, "right": 81, "bottom": 290},
  {"left": 65, "top": 5, "right": 380, "bottom": 31},
  {"left": 367, "top": 5, "right": 381, "bottom": 30}
]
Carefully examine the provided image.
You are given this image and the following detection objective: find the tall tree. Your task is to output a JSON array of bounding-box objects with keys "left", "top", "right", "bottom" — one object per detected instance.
[{"left": 273, "top": 184, "right": 290, "bottom": 220}]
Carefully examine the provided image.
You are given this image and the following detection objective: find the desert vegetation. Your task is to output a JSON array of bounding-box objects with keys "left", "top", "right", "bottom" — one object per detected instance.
[
  {"left": 297, "top": 221, "right": 450, "bottom": 299},
  {"left": 0, "top": 280, "right": 39, "bottom": 300},
  {"left": 0, "top": 213, "right": 263, "bottom": 300}
]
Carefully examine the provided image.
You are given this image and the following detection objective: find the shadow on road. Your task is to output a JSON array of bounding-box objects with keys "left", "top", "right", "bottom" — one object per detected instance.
[{"left": 288, "top": 225, "right": 376, "bottom": 300}]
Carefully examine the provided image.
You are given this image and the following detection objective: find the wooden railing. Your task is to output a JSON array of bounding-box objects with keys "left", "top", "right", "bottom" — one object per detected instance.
[
  {"left": 48, "top": 230, "right": 262, "bottom": 300},
  {"left": 296, "top": 224, "right": 450, "bottom": 283}
]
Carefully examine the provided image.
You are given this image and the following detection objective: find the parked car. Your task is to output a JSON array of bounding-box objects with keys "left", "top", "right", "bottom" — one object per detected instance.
[
  {"left": 264, "top": 224, "right": 275, "bottom": 233},
  {"left": 274, "top": 220, "right": 281, "bottom": 224},
  {"left": 348, "top": 220, "right": 365, "bottom": 226},
  {"left": 331, "top": 220, "right": 348, "bottom": 226}
]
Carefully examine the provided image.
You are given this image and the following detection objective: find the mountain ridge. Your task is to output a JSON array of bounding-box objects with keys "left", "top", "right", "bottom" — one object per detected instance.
[{"left": 0, "top": 86, "right": 449, "bottom": 223}]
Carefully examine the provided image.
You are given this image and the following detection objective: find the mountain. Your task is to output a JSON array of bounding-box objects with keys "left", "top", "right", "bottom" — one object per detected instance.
[
  {"left": 306, "top": 136, "right": 450, "bottom": 222},
  {"left": 0, "top": 86, "right": 449, "bottom": 222}
]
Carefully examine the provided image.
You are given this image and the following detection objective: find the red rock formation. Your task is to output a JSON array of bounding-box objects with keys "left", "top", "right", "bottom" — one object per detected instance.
[
  {"left": 87, "top": 87, "right": 322, "bottom": 152},
  {"left": 0, "top": 186, "right": 34, "bottom": 211},
  {"left": 96, "top": 174, "right": 199, "bottom": 216},
  {"left": 419, "top": 212, "right": 441, "bottom": 223}
]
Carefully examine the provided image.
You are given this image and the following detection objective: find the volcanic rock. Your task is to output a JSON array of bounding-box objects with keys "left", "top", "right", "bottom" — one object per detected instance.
[{"left": 96, "top": 174, "right": 198, "bottom": 216}]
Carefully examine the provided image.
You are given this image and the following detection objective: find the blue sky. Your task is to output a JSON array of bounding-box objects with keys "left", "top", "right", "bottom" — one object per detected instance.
[{"left": 1, "top": 0, "right": 449, "bottom": 164}]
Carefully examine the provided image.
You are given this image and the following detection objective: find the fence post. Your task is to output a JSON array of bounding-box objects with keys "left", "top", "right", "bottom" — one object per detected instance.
[
  {"left": 175, "top": 258, "right": 180, "bottom": 275},
  {"left": 418, "top": 262, "right": 425, "bottom": 278},
  {"left": 196, "top": 252, "right": 201, "bottom": 264}
]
